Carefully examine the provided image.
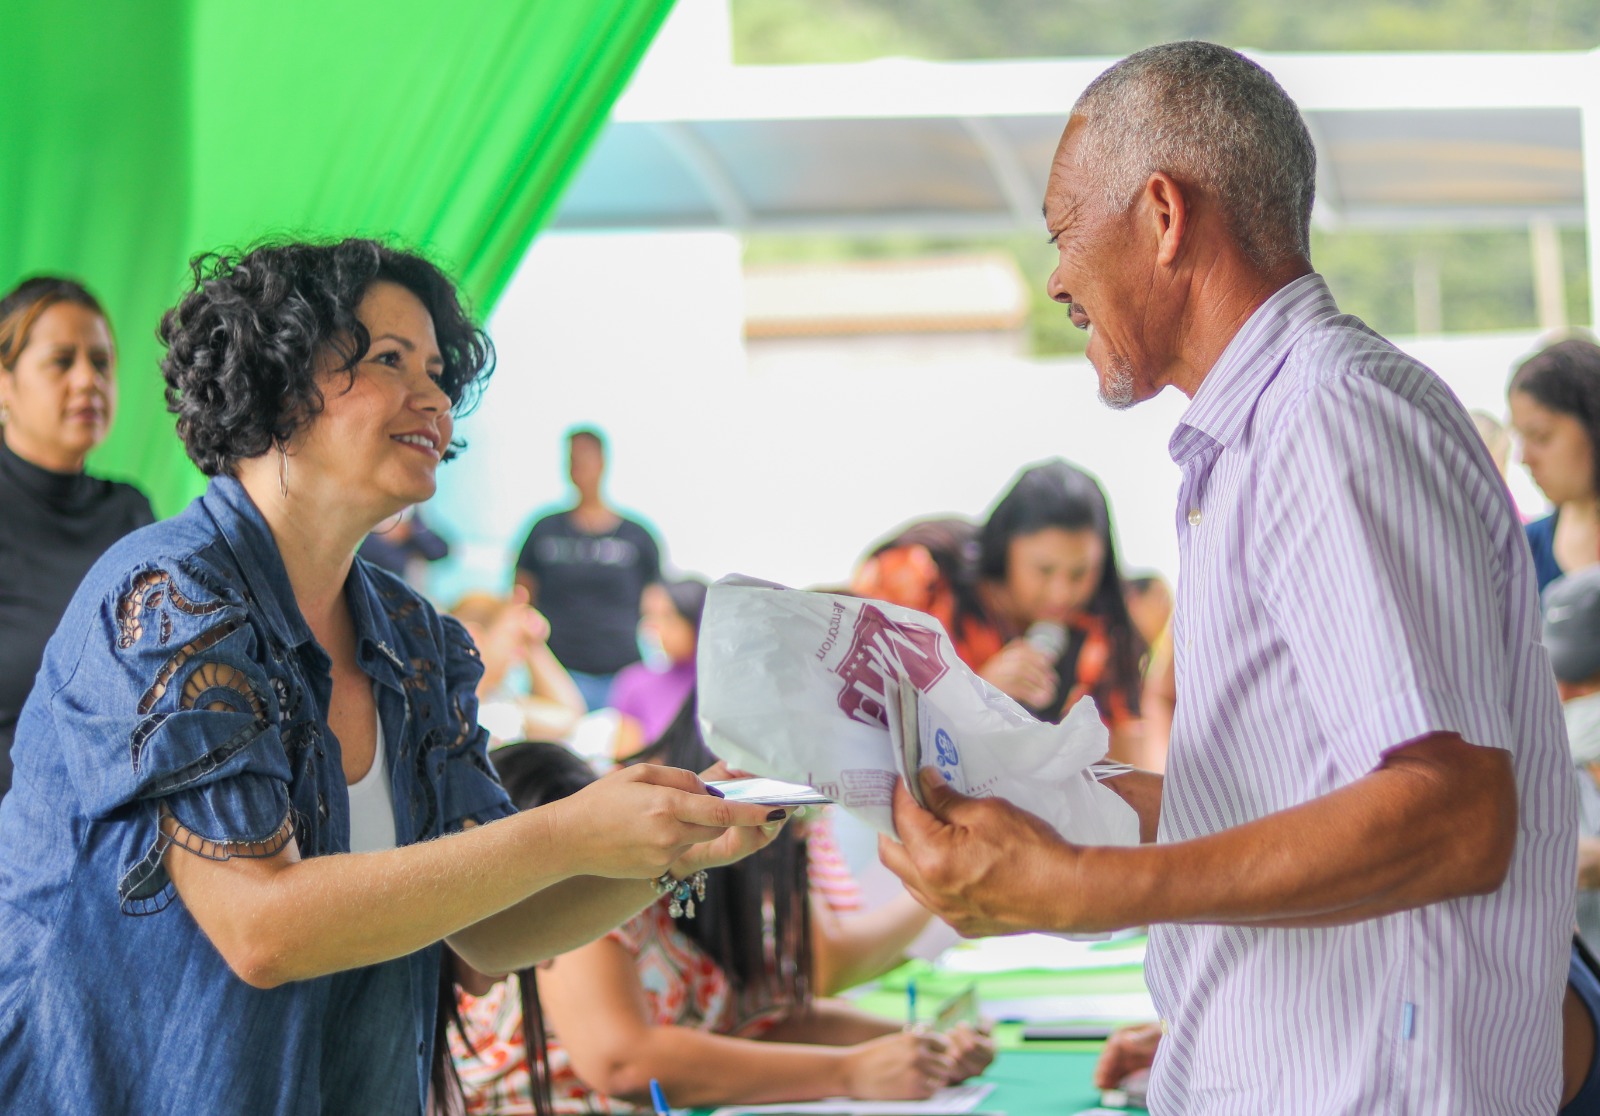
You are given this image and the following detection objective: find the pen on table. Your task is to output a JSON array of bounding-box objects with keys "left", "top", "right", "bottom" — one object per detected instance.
[
  {"left": 907, "top": 979, "right": 917, "bottom": 1027},
  {"left": 649, "top": 1078, "right": 671, "bottom": 1116}
]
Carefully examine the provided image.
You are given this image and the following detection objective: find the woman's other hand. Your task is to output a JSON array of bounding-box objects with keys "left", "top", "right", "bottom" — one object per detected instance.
[
  {"left": 840, "top": 1029, "right": 955, "bottom": 1100},
  {"left": 944, "top": 1022, "right": 996, "bottom": 1082},
  {"left": 546, "top": 763, "right": 779, "bottom": 879},
  {"left": 977, "top": 640, "right": 1057, "bottom": 708}
]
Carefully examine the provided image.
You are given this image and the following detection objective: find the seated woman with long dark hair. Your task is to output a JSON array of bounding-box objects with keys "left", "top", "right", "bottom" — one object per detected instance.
[
  {"left": 450, "top": 705, "right": 993, "bottom": 1115},
  {"left": 853, "top": 459, "right": 1148, "bottom": 764},
  {"left": 0, "top": 240, "right": 781, "bottom": 1114}
]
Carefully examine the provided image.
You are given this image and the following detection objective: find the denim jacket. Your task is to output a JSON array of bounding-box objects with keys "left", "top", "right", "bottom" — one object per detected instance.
[{"left": 0, "top": 476, "right": 514, "bottom": 1114}]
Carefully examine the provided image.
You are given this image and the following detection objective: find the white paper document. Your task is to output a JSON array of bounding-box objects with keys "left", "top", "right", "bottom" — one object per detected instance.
[
  {"left": 697, "top": 576, "right": 1139, "bottom": 850},
  {"left": 939, "top": 933, "right": 1147, "bottom": 975},
  {"left": 707, "top": 1081, "right": 995, "bottom": 1116},
  {"left": 982, "top": 991, "right": 1158, "bottom": 1024}
]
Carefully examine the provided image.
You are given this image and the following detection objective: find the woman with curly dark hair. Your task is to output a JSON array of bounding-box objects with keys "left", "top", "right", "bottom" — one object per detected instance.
[
  {"left": 0, "top": 238, "right": 783, "bottom": 1115},
  {"left": 0, "top": 276, "right": 153, "bottom": 799}
]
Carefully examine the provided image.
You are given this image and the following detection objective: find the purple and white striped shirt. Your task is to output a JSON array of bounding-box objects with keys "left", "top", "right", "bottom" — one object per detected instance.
[{"left": 1146, "top": 274, "right": 1575, "bottom": 1114}]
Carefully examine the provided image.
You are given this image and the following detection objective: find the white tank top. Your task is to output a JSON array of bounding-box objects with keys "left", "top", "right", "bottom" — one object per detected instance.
[{"left": 346, "top": 704, "right": 397, "bottom": 853}]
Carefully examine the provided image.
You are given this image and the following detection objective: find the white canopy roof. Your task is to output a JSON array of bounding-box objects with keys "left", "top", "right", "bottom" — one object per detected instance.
[{"left": 551, "top": 49, "right": 1600, "bottom": 322}]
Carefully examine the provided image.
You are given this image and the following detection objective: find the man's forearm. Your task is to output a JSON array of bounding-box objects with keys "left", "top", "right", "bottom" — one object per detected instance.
[
  {"left": 1070, "top": 734, "right": 1517, "bottom": 932},
  {"left": 448, "top": 875, "right": 658, "bottom": 974}
]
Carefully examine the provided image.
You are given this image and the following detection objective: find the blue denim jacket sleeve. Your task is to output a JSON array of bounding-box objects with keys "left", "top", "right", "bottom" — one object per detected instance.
[
  {"left": 48, "top": 558, "right": 293, "bottom": 915},
  {"left": 434, "top": 613, "right": 515, "bottom": 834}
]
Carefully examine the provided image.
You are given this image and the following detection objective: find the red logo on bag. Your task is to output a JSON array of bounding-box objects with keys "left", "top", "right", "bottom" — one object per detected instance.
[{"left": 833, "top": 604, "right": 949, "bottom": 727}]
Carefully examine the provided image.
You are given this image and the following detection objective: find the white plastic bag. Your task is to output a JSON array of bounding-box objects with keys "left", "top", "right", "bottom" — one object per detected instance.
[{"left": 697, "top": 576, "right": 1138, "bottom": 849}]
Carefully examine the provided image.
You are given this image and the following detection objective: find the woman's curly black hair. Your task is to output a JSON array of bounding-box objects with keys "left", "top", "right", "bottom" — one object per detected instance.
[{"left": 159, "top": 238, "right": 494, "bottom": 476}]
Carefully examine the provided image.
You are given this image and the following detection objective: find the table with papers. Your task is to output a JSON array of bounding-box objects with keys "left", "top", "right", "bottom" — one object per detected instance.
[{"left": 696, "top": 934, "right": 1154, "bottom": 1116}]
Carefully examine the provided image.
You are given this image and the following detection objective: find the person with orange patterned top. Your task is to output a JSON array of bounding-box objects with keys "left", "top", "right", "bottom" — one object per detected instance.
[
  {"left": 448, "top": 714, "right": 992, "bottom": 1116},
  {"left": 852, "top": 460, "right": 1146, "bottom": 764}
]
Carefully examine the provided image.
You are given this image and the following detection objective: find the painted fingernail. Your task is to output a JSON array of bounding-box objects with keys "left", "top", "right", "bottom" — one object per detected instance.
[
  {"left": 706, "top": 785, "right": 725, "bottom": 798},
  {"left": 767, "top": 808, "right": 787, "bottom": 821}
]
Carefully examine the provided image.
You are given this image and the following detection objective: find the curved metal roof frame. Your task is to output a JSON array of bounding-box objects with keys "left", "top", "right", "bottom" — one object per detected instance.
[{"left": 551, "top": 49, "right": 1600, "bottom": 324}]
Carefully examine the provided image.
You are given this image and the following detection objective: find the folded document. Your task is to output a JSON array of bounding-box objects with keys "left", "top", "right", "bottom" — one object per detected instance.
[{"left": 697, "top": 576, "right": 1138, "bottom": 850}]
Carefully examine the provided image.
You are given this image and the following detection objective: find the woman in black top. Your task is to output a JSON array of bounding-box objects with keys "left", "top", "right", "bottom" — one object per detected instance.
[{"left": 0, "top": 277, "right": 154, "bottom": 796}]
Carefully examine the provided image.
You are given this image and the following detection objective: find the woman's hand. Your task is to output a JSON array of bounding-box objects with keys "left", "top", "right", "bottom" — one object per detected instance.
[
  {"left": 977, "top": 640, "right": 1057, "bottom": 708},
  {"left": 544, "top": 763, "right": 778, "bottom": 879},
  {"left": 670, "top": 760, "right": 788, "bottom": 876},
  {"left": 944, "top": 1023, "right": 996, "bottom": 1082},
  {"left": 840, "top": 1030, "right": 955, "bottom": 1099}
]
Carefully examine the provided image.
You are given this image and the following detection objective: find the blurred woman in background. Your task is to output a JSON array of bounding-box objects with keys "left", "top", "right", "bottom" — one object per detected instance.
[
  {"left": 610, "top": 576, "right": 707, "bottom": 751},
  {"left": 0, "top": 277, "right": 153, "bottom": 799},
  {"left": 1509, "top": 338, "right": 1600, "bottom": 591},
  {"left": 854, "top": 459, "right": 1146, "bottom": 764}
]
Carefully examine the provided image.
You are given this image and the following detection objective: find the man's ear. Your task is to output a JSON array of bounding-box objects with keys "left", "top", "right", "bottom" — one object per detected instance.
[{"left": 1144, "top": 172, "right": 1188, "bottom": 267}]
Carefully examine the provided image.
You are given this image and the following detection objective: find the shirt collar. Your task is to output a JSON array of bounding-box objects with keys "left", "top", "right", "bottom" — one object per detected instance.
[
  {"left": 199, "top": 476, "right": 408, "bottom": 687},
  {"left": 201, "top": 475, "right": 313, "bottom": 650},
  {"left": 1169, "top": 272, "right": 1337, "bottom": 465}
]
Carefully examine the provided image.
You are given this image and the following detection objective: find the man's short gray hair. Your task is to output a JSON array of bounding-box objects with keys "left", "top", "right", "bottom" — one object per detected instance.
[{"left": 1072, "top": 41, "right": 1316, "bottom": 271}]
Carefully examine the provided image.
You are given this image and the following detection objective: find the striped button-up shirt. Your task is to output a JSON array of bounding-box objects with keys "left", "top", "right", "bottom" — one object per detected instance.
[{"left": 1147, "top": 273, "right": 1575, "bottom": 1114}]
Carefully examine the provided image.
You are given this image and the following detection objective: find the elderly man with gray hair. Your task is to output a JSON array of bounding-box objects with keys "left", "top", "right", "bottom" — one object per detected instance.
[{"left": 879, "top": 41, "right": 1574, "bottom": 1114}]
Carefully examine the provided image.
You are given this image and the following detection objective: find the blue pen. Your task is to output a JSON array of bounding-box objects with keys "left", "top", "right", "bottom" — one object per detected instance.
[
  {"left": 649, "top": 1079, "right": 671, "bottom": 1116},
  {"left": 906, "top": 979, "right": 917, "bottom": 1027}
]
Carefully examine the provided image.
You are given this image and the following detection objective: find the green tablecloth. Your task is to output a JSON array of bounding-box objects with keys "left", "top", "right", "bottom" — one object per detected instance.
[
  {"left": 837, "top": 941, "right": 1153, "bottom": 1113},
  {"left": 853, "top": 939, "right": 1151, "bottom": 1052},
  {"left": 980, "top": 1049, "right": 1121, "bottom": 1115}
]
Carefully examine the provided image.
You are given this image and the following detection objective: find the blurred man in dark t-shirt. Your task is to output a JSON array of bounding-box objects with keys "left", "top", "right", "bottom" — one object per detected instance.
[{"left": 514, "top": 428, "right": 661, "bottom": 710}]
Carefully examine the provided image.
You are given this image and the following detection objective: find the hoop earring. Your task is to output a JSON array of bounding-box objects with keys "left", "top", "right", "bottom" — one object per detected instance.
[{"left": 277, "top": 442, "right": 290, "bottom": 499}]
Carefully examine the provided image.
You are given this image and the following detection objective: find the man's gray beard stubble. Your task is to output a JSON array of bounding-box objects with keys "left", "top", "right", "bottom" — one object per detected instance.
[{"left": 1098, "top": 354, "right": 1137, "bottom": 410}]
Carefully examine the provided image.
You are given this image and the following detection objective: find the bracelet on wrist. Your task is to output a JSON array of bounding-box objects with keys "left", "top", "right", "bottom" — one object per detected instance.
[{"left": 651, "top": 869, "right": 708, "bottom": 918}]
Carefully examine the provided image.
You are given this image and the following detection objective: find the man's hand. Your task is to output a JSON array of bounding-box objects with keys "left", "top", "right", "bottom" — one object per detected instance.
[
  {"left": 877, "top": 768, "right": 1084, "bottom": 937},
  {"left": 883, "top": 732, "right": 1519, "bottom": 937}
]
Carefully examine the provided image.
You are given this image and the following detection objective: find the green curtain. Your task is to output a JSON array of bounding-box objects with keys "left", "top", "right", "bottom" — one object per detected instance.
[{"left": 1, "top": 0, "right": 673, "bottom": 515}]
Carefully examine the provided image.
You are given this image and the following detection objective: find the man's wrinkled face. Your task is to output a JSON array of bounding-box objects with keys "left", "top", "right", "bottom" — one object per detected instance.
[{"left": 1042, "top": 115, "right": 1166, "bottom": 408}]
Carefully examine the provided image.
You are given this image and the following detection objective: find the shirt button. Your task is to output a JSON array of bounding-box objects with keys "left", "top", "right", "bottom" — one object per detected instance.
[{"left": 1187, "top": 508, "right": 1203, "bottom": 526}]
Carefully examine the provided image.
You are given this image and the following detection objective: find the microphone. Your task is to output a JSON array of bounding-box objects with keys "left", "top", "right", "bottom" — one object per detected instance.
[
  {"left": 1024, "top": 620, "right": 1068, "bottom": 661},
  {"left": 1021, "top": 621, "right": 1067, "bottom": 715}
]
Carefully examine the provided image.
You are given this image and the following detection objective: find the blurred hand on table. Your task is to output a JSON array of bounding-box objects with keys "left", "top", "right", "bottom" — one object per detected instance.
[{"left": 1093, "top": 1021, "right": 1162, "bottom": 1090}]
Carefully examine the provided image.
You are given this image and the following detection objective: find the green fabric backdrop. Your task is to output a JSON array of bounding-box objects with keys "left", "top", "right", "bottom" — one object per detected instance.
[{"left": 1, "top": 0, "right": 673, "bottom": 515}]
